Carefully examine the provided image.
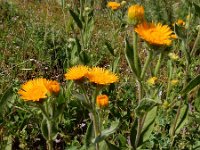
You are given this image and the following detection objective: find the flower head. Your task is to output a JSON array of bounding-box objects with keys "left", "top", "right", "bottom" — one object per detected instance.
[
  {"left": 18, "top": 78, "right": 48, "bottom": 102},
  {"left": 135, "top": 22, "right": 173, "bottom": 46},
  {"left": 147, "top": 77, "right": 158, "bottom": 85},
  {"left": 107, "top": 2, "right": 121, "bottom": 10},
  {"left": 18, "top": 78, "right": 61, "bottom": 102},
  {"left": 96, "top": 95, "right": 109, "bottom": 108},
  {"left": 86, "top": 67, "right": 119, "bottom": 85},
  {"left": 128, "top": 4, "right": 144, "bottom": 25},
  {"left": 44, "top": 80, "right": 60, "bottom": 95},
  {"left": 65, "top": 65, "right": 89, "bottom": 81}
]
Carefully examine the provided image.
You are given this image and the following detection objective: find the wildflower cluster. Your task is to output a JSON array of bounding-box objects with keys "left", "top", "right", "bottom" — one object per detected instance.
[{"left": 65, "top": 65, "right": 119, "bottom": 85}]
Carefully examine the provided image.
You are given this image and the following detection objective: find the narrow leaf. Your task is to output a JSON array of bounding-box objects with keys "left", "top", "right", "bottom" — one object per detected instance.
[
  {"left": 105, "top": 140, "right": 120, "bottom": 150},
  {"left": 85, "top": 122, "right": 93, "bottom": 148},
  {"left": 139, "top": 107, "right": 157, "bottom": 146},
  {"left": 135, "top": 98, "right": 158, "bottom": 117},
  {"left": 175, "top": 104, "right": 189, "bottom": 134},
  {"left": 0, "top": 86, "right": 13, "bottom": 113},
  {"left": 125, "top": 37, "right": 137, "bottom": 75},
  {"left": 130, "top": 119, "right": 138, "bottom": 148},
  {"left": 41, "top": 119, "right": 48, "bottom": 140},
  {"left": 182, "top": 74, "right": 200, "bottom": 94},
  {"left": 69, "top": 9, "right": 83, "bottom": 29},
  {"left": 105, "top": 41, "right": 115, "bottom": 56},
  {"left": 92, "top": 120, "right": 119, "bottom": 144}
]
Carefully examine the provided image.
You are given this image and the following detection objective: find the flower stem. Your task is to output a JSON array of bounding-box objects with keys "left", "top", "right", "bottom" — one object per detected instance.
[
  {"left": 154, "top": 52, "right": 163, "bottom": 76},
  {"left": 91, "top": 87, "right": 101, "bottom": 150},
  {"left": 140, "top": 51, "right": 153, "bottom": 79},
  {"left": 170, "top": 97, "right": 183, "bottom": 149},
  {"left": 47, "top": 120, "right": 53, "bottom": 150}
]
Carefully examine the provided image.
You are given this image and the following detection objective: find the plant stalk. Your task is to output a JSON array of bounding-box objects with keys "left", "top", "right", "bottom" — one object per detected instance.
[
  {"left": 154, "top": 52, "right": 163, "bottom": 76},
  {"left": 140, "top": 51, "right": 153, "bottom": 79}
]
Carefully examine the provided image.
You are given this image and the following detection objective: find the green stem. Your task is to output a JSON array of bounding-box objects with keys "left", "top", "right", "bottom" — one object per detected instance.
[
  {"left": 135, "top": 80, "right": 143, "bottom": 148},
  {"left": 154, "top": 53, "right": 163, "bottom": 76},
  {"left": 37, "top": 103, "right": 49, "bottom": 121},
  {"left": 91, "top": 87, "right": 101, "bottom": 150},
  {"left": 191, "top": 26, "right": 200, "bottom": 56},
  {"left": 170, "top": 97, "right": 183, "bottom": 149},
  {"left": 166, "top": 60, "right": 173, "bottom": 100},
  {"left": 80, "top": 83, "right": 91, "bottom": 104},
  {"left": 47, "top": 120, "right": 53, "bottom": 150},
  {"left": 37, "top": 103, "right": 53, "bottom": 150},
  {"left": 133, "top": 30, "right": 141, "bottom": 76},
  {"left": 92, "top": 111, "right": 100, "bottom": 150},
  {"left": 140, "top": 51, "right": 153, "bottom": 79}
]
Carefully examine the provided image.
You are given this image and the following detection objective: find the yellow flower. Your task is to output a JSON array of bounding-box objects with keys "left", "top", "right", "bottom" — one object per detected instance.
[
  {"left": 107, "top": 2, "right": 121, "bottom": 10},
  {"left": 65, "top": 65, "right": 89, "bottom": 81},
  {"left": 86, "top": 67, "right": 119, "bottom": 85},
  {"left": 128, "top": 4, "right": 144, "bottom": 25},
  {"left": 171, "top": 79, "right": 179, "bottom": 86},
  {"left": 96, "top": 95, "right": 109, "bottom": 108},
  {"left": 135, "top": 22, "right": 173, "bottom": 46},
  {"left": 18, "top": 78, "right": 48, "bottom": 102},
  {"left": 147, "top": 77, "right": 158, "bottom": 85},
  {"left": 168, "top": 53, "right": 179, "bottom": 60},
  {"left": 44, "top": 80, "right": 60, "bottom": 95}
]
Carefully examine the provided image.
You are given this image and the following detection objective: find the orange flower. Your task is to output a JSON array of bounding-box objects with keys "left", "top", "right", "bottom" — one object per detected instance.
[
  {"left": 44, "top": 80, "right": 60, "bottom": 95},
  {"left": 135, "top": 22, "right": 173, "bottom": 46},
  {"left": 18, "top": 78, "right": 48, "bottom": 102},
  {"left": 65, "top": 65, "right": 89, "bottom": 81},
  {"left": 18, "top": 78, "right": 61, "bottom": 102},
  {"left": 107, "top": 2, "right": 121, "bottom": 10},
  {"left": 96, "top": 95, "right": 109, "bottom": 108},
  {"left": 86, "top": 67, "right": 119, "bottom": 85}
]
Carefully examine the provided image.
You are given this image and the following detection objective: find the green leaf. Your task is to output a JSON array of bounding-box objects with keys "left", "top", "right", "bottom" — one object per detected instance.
[
  {"left": 80, "top": 51, "right": 90, "bottom": 65},
  {"left": 0, "top": 86, "right": 13, "bottom": 113},
  {"left": 105, "top": 41, "right": 115, "bottom": 56},
  {"left": 74, "top": 93, "right": 92, "bottom": 110},
  {"left": 135, "top": 98, "right": 158, "bottom": 117},
  {"left": 85, "top": 122, "right": 94, "bottom": 148},
  {"left": 5, "top": 135, "right": 12, "bottom": 150},
  {"left": 130, "top": 119, "right": 138, "bottom": 148},
  {"left": 105, "top": 140, "right": 120, "bottom": 150},
  {"left": 175, "top": 104, "right": 189, "bottom": 134},
  {"left": 182, "top": 74, "right": 200, "bottom": 94},
  {"left": 125, "top": 36, "right": 137, "bottom": 76},
  {"left": 194, "top": 90, "right": 200, "bottom": 112},
  {"left": 112, "top": 56, "right": 120, "bottom": 73},
  {"left": 41, "top": 119, "right": 48, "bottom": 140},
  {"left": 174, "top": 24, "right": 186, "bottom": 39},
  {"left": 193, "top": 1, "right": 200, "bottom": 16},
  {"left": 69, "top": 9, "right": 83, "bottom": 29},
  {"left": 92, "top": 120, "right": 120, "bottom": 144},
  {"left": 139, "top": 106, "right": 157, "bottom": 146},
  {"left": 75, "top": 37, "right": 82, "bottom": 54}
]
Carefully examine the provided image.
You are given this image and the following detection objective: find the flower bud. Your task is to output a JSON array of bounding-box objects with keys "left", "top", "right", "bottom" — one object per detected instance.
[
  {"left": 96, "top": 95, "right": 109, "bottom": 108},
  {"left": 128, "top": 4, "right": 144, "bottom": 25}
]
